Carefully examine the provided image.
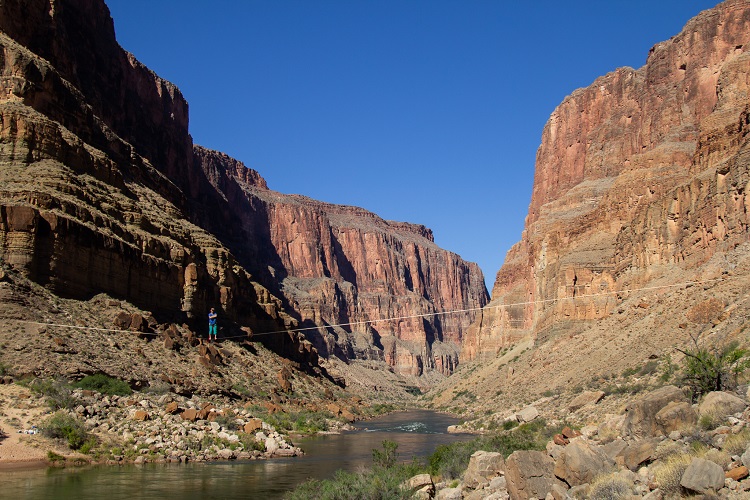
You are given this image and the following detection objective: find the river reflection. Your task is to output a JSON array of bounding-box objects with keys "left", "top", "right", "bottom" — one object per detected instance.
[{"left": 0, "top": 410, "right": 471, "bottom": 500}]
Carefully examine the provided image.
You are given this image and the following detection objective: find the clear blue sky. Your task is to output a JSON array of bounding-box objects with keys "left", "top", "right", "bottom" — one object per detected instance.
[{"left": 106, "top": 0, "right": 720, "bottom": 292}]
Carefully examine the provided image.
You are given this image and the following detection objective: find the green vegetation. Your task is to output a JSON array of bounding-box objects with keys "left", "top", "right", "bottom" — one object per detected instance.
[
  {"left": 74, "top": 374, "right": 132, "bottom": 396},
  {"left": 286, "top": 441, "right": 420, "bottom": 500},
  {"left": 677, "top": 337, "right": 750, "bottom": 399},
  {"left": 47, "top": 450, "right": 65, "bottom": 462},
  {"left": 27, "top": 378, "right": 77, "bottom": 410},
  {"left": 428, "top": 419, "right": 557, "bottom": 480},
  {"left": 252, "top": 408, "right": 330, "bottom": 434},
  {"left": 40, "top": 411, "right": 90, "bottom": 450},
  {"left": 372, "top": 440, "right": 399, "bottom": 468},
  {"left": 286, "top": 420, "right": 566, "bottom": 499}
]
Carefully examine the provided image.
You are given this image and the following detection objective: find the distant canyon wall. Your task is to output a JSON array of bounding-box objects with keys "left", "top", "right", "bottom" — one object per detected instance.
[
  {"left": 464, "top": 0, "right": 750, "bottom": 359},
  {"left": 0, "top": 0, "right": 488, "bottom": 377}
]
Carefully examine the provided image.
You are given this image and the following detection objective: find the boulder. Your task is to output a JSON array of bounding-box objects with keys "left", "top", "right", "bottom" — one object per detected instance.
[
  {"left": 401, "top": 474, "right": 434, "bottom": 498},
  {"left": 435, "top": 488, "right": 462, "bottom": 500},
  {"left": 680, "top": 457, "right": 724, "bottom": 494},
  {"left": 180, "top": 408, "right": 198, "bottom": 422},
  {"left": 698, "top": 391, "right": 746, "bottom": 421},
  {"left": 553, "top": 439, "right": 614, "bottom": 486},
  {"left": 726, "top": 466, "right": 749, "bottom": 481},
  {"left": 516, "top": 406, "right": 539, "bottom": 423},
  {"left": 568, "top": 391, "right": 605, "bottom": 412},
  {"left": 654, "top": 401, "right": 697, "bottom": 434},
  {"left": 243, "top": 418, "right": 263, "bottom": 434},
  {"left": 133, "top": 410, "right": 149, "bottom": 421},
  {"left": 618, "top": 439, "right": 657, "bottom": 471},
  {"left": 165, "top": 401, "right": 180, "bottom": 414},
  {"left": 601, "top": 438, "right": 627, "bottom": 461},
  {"left": 265, "top": 436, "right": 279, "bottom": 455},
  {"left": 463, "top": 451, "right": 505, "bottom": 489},
  {"left": 505, "top": 450, "right": 566, "bottom": 499},
  {"left": 622, "top": 385, "right": 687, "bottom": 438}
]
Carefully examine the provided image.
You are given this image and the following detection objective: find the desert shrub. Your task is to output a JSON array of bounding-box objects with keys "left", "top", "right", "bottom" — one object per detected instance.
[
  {"left": 638, "top": 360, "right": 659, "bottom": 376},
  {"left": 29, "top": 378, "right": 77, "bottom": 410},
  {"left": 699, "top": 448, "right": 730, "bottom": 469},
  {"left": 652, "top": 453, "right": 692, "bottom": 496},
  {"left": 660, "top": 353, "right": 678, "bottom": 383},
  {"left": 502, "top": 420, "right": 518, "bottom": 431},
  {"left": 40, "top": 411, "right": 89, "bottom": 450},
  {"left": 238, "top": 432, "right": 265, "bottom": 452},
  {"left": 264, "top": 409, "right": 329, "bottom": 434},
  {"left": 589, "top": 473, "right": 633, "bottom": 499},
  {"left": 698, "top": 411, "right": 721, "bottom": 431},
  {"left": 428, "top": 419, "right": 553, "bottom": 479},
  {"left": 286, "top": 440, "right": 421, "bottom": 500},
  {"left": 74, "top": 374, "right": 131, "bottom": 396},
  {"left": 372, "top": 440, "right": 399, "bottom": 469},
  {"left": 213, "top": 413, "right": 239, "bottom": 431},
  {"left": 677, "top": 336, "right": 750, "bottom": 399},
  {"left": 47, "top": 450, "right": 65, "bottom": 462},
  {"left": 286, "top": 466, "right": 417, "bottom": 500},
  {"left": 723, "top": 428, "right": 750, "bottom": 456}
]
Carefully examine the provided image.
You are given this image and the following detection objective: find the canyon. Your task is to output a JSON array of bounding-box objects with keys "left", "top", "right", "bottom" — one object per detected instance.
[{"left": 0, "top": 0, "right": 487, "bottom": 391}]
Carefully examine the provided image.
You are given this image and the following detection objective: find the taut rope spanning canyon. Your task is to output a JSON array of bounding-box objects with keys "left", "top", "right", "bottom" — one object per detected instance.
[{"left": 4, "top": 277, "right": 724, "bottom": 340}]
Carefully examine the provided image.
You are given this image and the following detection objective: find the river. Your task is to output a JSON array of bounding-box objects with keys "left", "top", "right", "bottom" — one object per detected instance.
[{"left": 0, "top": 410, "right": 471, "bottom": 499}]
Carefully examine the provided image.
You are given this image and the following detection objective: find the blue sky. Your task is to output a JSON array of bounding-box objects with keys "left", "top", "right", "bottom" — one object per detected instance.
[{"left": 106, "top": 0, "right": 720, "bottom": 292}]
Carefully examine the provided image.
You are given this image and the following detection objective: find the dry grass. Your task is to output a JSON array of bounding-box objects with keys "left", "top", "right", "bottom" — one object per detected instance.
[
  {"left": 588, "top": 473, "right": 633, "bottom": 500},
  {"left": 652, "top": 453, "right": 693, "bottom": 496}
]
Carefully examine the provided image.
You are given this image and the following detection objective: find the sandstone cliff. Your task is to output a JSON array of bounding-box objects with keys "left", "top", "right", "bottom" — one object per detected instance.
[
  {"left": 464, "top": 0, "right": 750, "bottom": 363},
  {"left": 0, "top": 0, "right": 487, "bottom": 382}
]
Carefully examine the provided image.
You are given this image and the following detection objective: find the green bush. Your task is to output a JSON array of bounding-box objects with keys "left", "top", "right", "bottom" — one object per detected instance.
[
  {"left": 74, "top": 374, "right": 132, "bottom": 396},
  {"left": 428, "top": 419, "right": 554, "bottom": 480},
  {"left": 40, "top": 411, "right": 89, "bottom": 450},
  {"left": 372, "top": 440, "right": 398, "bottom": 469},
  {"left": 29, "top": 378, "right": 77, "bottom": 410}
]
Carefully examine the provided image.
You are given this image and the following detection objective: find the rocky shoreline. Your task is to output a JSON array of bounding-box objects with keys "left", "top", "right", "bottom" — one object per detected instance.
[{"left": 0, "top": 381, "right": 357, "bottom": 467}]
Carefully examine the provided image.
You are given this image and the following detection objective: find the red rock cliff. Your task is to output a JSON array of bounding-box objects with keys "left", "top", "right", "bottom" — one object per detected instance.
[
  {"left": 0, "top": 0, "right": 488, "bottom": 377},
  {"left": 464, "top": 0, "right": 750, "bottom": 359}
]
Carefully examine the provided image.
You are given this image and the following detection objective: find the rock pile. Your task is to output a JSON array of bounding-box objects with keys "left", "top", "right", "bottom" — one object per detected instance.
[
  {"left": 412, "top": 386, "right": 750, "bottom": 499},
  {"left": 69, "top": 388, "right": 302, "bottom": 463}
]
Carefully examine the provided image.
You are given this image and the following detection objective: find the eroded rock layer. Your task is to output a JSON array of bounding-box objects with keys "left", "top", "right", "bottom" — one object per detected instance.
[
  {"left": 465, "top": 0, "right": 750, "bottom": 360},
  {"left": 0, "top": 0, "right": 487, "bottom": 378}
]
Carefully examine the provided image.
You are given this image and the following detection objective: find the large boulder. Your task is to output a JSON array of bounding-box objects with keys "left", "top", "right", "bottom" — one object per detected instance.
[
  {"left": 618, "top": 439, "right": 657, "bottom": 471},
  {"left": 654, "top": 401, "right": 697, "bottom": 434},
  {"left": 680, "top": 458, "right": 724, "bottom": 494},
  {"left": 516, "top": 406, "right": 539, "bottom": 423},
  {"left": 553, "top": 439, "right": 614, "bottom": 486},
  {"left": 568, "top": 390, "right": 605, "bottom": 412},
  {"left": 505, "top": 450, "right": 566, "bottom": 499},
  {"left": 401, "top": 474, "right": 434, "bottom": 499},
  {"left": 622, "top": 385, "right": 687, "bottom": 438},
  {"left": 698, "top": 391, "right": 746, "bottom": 421},
  {"left": 463, "top": 451, "right": 505, "bottom": 489}
]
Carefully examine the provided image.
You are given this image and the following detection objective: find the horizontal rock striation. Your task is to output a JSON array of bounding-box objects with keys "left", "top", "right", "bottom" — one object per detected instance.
[
  {"left": 0, "top": 0, "right": 487, "bottom": 378},
  {"left": 193, "top": 147, "right": 488, "bottom": 375},
  {"left": 465, "top": 0, "right": 750, "bottom": 360}
]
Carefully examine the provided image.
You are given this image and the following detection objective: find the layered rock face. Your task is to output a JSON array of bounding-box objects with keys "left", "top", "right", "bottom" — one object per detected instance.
[
  {"left": 194, "top": 147, "right": 488, "bottom": 375},
  {"left": 464, "top": 0, "right": 750, "bottom": 359},
  {"left": 0, "top": 0, "right": 487, "bottom": 378}
]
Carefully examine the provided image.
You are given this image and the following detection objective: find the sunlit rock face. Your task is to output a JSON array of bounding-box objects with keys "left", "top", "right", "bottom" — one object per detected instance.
[
  {"left": 464, "top": 0, "right": 750, "bottom": 360},
  {"left": 0, "top": 0, "right": 488, "bottom": 377},
  {"left": 194, "top": 146, "right": 489, "bottom": 375}
]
